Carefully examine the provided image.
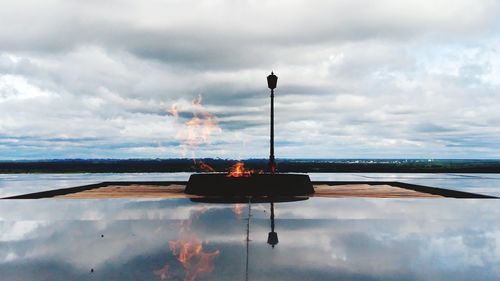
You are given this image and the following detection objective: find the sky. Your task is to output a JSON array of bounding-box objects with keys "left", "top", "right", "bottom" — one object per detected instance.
[{"left": 1, "top": 0, "right": 500, "bottom": 160}]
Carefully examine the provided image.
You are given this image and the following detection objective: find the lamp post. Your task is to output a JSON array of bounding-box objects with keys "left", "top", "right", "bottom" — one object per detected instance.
[{"left": 267, "top": 72, "right": 278, "bottom": 174}]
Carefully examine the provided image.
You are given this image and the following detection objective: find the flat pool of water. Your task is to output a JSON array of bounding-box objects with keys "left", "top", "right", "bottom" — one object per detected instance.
[
  {"left": 1, "top": 172, "right": 500, "bottom": 197},
  {"left": 1, "top": 197, "right": 500, "bottom": 280}
]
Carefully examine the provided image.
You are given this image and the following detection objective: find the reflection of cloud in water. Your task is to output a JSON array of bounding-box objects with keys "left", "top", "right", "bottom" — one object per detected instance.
[{"left": 1, "top": 198, "right": 500, "bottom": 280}]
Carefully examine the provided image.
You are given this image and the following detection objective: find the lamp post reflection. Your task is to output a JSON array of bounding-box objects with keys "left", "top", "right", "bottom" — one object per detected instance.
[
  {"left": 267, "top": 202, "right": 278, "bottom": 248},
  {"left": 245, "top": 200, "right": 251, "bottom": 281},
  {"left": 244, "top": 200, "right": 280, "bottom": 281}
]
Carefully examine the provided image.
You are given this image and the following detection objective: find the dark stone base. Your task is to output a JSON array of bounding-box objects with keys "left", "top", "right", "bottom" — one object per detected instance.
[
  {"left": 190, "top": 196, "right": 309, "bottom": 204},
  {"left": 185, "top": 173, "right": 315, "bottom": 196}
]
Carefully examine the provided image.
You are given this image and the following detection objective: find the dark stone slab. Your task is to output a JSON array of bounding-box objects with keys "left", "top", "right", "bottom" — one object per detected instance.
[
  {"left": 185, "top": 173, "right": 315, "bottom": 196},
  {"left": 190, "top": 196, "right": 309, "bottom": 204}
]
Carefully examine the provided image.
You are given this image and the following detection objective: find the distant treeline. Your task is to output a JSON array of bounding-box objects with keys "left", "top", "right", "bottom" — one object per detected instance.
[{"left": 0, "top": 159, "right": 499, "bottom": 173}]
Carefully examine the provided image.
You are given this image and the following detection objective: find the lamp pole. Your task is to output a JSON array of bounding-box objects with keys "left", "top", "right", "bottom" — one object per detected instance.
[{"left": 267, "top": 72, "right": 278, "bottom": 174}]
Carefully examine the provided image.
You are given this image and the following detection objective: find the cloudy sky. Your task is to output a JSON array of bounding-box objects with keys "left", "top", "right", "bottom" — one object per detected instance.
[{"left": 1, "top": 0, "right": 499, "bottom": 159}]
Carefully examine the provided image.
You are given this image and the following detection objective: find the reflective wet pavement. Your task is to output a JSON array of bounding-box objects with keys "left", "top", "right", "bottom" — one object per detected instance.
[{"left": 2, "top": 197, "right": 500, "bottom": 280}]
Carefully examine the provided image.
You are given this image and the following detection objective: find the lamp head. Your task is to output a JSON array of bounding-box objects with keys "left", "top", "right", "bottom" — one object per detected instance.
[
  {"left": 267, "top": 231, "right": 279, "bottom": 247},
  {"left": 267, "top": 71, "right": 278, "bottom": 90}
]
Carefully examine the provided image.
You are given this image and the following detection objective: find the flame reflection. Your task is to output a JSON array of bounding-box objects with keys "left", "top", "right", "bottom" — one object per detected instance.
[{"left": 155, "top": 208, "right": 220, "bottom": 281}]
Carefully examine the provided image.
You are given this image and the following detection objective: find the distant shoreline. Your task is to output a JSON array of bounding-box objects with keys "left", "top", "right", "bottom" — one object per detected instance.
[{"left": 0, "top": 159, "right": 499, "bottom": 174}]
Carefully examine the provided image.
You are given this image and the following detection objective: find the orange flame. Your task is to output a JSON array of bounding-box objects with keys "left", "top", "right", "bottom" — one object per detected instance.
[
  {"left": 191, "top": 156, "right": 216, "bottom": 173},
  {"left": 200, "top": 112, "right": 219, "bottom": 144},
  {"left": 227, "top": 161, "right": 254, "bottom": 177},
  {"left": 184, "top": 116, "right": 203, "bottom": 147},
  {"left": 173, "top": 94, "right": 222, "bottom": 157},
  {"left": 233, "top": 204, "right": 243, "bottom": 218},
  {"left": 187, "top": 95, "right": 221, "bottom": 146},
  {"left": 154, "top": 264, "right": 170, "bottom": 281},
  {"left": 197, "top": 160, "right": 216, "bottom": 173},
  {"left": 270, "top": 162, "right": 277, "bottom": 174}
]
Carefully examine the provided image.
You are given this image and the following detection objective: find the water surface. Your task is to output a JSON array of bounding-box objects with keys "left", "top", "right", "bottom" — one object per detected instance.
[
  {"left": 1, "top": 197, "right": 500, "bottom": 280},
  {"left": 1, "top": 172, "right": 500, "bottom": 197},
  {"left": 2, "top": 172, "right": 500, "bottom": 279}
]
